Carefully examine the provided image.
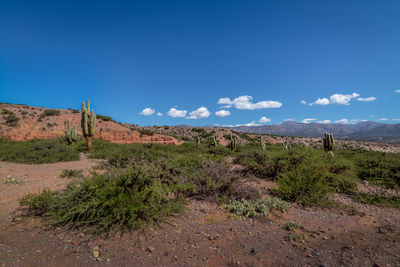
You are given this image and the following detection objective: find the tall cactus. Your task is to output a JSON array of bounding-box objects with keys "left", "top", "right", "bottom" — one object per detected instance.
[
  {"left": 196, "top": 135, "right": 201, "bottom": 145},
  {"left": 65, "top": 120, "right": 78, "bottom": 145},
  {"left": 212, "top": 135, "right": 218, "bottom": 147},
  {"left": 81, "top": 100, "right": 96, "bottom": 152},
  {"left": 228, "top": 133, "right": 237, "bottom": 151},
  {"left": 323, "top": 133, "right": 334, "bottom": 151},
  {"left": 260, "top": 136, "right": 266, "bottom": 151}
]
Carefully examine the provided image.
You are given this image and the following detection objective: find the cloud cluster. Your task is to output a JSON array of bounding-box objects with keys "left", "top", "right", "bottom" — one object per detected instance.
[
  {"left": 187, "top": 107, "right": 210, "bottom": 119},
  {"left": 335, "top": 118, "right": 349, "bottom": 124},
  {"left": 218, "top": 95, "right": 282, "bottom": 110},
  {"left": 215, "top": 110, "right": 231, "bottom": 117},
  {"left": 235, "top": 121, "right": 261, "bottom": 127},
  {"left": 395, "top": 90, "right": 400, "bottom": 93},
  {"left": 303, "top": 92, "right": 376, "bottom": 106},
  {"left": 259, "top": 116, "right": 271, "bottom": 123},
  {"left": 357, "top": 97, "right": 376, "bottom": 102},
  {"left": 139, "top": 107, "right": 155, "bottom": 116},
  {"left": 167, "top": 108, "right": 187, "bottom": 118},
  {"left": 301, "top": 118, "right": 316, "bottom": 124}
]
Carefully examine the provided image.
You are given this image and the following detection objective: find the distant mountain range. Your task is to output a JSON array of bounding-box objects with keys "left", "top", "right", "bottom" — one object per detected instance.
[{"left": 227, "top": 121, "right": 400, "bottom": 143}]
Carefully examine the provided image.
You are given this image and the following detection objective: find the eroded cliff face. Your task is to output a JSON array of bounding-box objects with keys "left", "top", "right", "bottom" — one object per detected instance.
[{"left": 0, "top": 104, "right": 182, "bottom": 145}]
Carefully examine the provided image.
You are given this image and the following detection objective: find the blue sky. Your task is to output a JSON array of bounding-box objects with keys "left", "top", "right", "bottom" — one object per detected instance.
[{"left": 1, "top": 0, "right": 399, "bottom": 126}]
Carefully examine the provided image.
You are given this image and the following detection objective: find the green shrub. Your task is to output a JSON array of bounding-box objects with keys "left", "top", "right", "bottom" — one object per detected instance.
[
  {"left": 20, "top": 189, "right": 56, "bottom": 216},
  {"left": 1, "top": 109, "right": 14, "bottom": 115},
  {"left": 282, "top": 221, "right": 304, "bottom": 231},
  {"left": 39, "top": 109, "right": 60, "bottom": 120},
  {"left": 59, "top": 169, "right": 84, "bottom": 179},
  {"left": 4, "top": 114, "right": 20, "bottom": 127},
  {"left": 355, "top": 193, "right": 400, "bottom": 208},
  {"left": 21, "top": 168, "right": 186, "bottom": 234},
  {"left": 97, "top": 114, "right": 113, "bottom": 121},
  {"left": 138, "top": 128, "right": 154, "bottom": 137},
  {"left": 228, "top": 198, "right": 291, "bottom": 218},
  {"left": 357, "top": 152, "right": 400, "bottom": 190},
  {"left": 2, "top": 177, "right": 23, "bottom": 184}
]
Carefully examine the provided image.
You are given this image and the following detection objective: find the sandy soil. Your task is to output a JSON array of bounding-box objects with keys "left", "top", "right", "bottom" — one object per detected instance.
[{"left": 0, "top": 157, "right": 399, "bottom": 267}]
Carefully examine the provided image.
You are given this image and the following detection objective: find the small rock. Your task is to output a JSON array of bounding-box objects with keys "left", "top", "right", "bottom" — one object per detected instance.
[
  {"left": 322, "top": 236, "right": 328, "bottom": 240},
  {"left": 251, "top": 248, "right": 260, "bottom": 256},
  {"left": 148, "top": 247, "right": 155, "bottom": 253},
  {"left": 378, "top": 228, "right": 387, "bottom": 234},
  {"left": 93, "top": 250, "right": 99, "bottom": 258}
]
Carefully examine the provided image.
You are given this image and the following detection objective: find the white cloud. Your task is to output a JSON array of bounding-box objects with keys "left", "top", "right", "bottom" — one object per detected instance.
[
  {"left": 335, "top": 118, "right": 349, "bottom": 124},
  {"left": 283, "top": 118, "right": 295, "bottom": 122},
  {"left": 259, "top": 116, "right": 271, "bottom": 123},
  {"left": 156, "top": 112, "right": 163, "bottom": 117},
  {"left": 215, "top": 110, "right": 231, "bottom": 117},
  {"left": 139, "top": 107, "right": 155, "bottom": 116},
  {"left": 316, "top": 120, "right": 331, "bottom": 124},
  {"left": 378, "top": 118, "right": 389, "bottom": 121},
  {"left": 301, "top": 118, "right": 316, "bottom": 124},
  {"left": 357, "top": 97, "right": 376, "bottom": 102},
  {"left": 187, "top": 107, "right": 210, "bottom": 119},
  {"left": 330, "top": 93, "right": 360, "bottom": 105},
  {"left": 395, "top": 90, "right": 400, "bottom": 93},
  {"left": 218, "top": 95, "right": 282, "bottom": 110},
  {"left": 235, "top": 121, "right": 261, "bottom": 127},
  {"left": 313, "top": 98, "right": 330, "bottom": 105},
  {"left": 300, "top": 100, "right": 307, "bottom": 105},
  {"left": 167, "top": 108, "right": 187, "bottom": 118},
  {"left": 392, "top": 118, "right": 400, "bottom": 121}
]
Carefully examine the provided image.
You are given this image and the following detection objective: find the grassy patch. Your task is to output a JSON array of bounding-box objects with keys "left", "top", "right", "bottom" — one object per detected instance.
[
  {"left": 355, "top": 193, "right": 400, "bottom": 208},
  {"left": 0, "top": 138, "right": 82, "bottom": 164},
  {"left": 228, "top": 198, "right": 291, "bottom": 218},
  {"left": 59, "top": 169, "right": 84, "bottom": 179},
  {"left": 282, "top": 221, "right": 304, "bottom": 231}
]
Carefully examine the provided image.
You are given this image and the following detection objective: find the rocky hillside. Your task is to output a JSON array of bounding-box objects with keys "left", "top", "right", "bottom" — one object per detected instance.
[{"left": 0, "top": 103, "right": 181, "bottom": 145}]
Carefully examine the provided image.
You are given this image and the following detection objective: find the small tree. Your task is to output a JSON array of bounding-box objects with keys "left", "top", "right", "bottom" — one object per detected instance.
[{"left": 81, "top": 100, "right": 96, "bottom": 152}]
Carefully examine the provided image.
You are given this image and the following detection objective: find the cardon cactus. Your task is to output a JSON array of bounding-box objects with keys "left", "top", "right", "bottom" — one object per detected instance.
[
  {"left": 81, "top": 100, "right": 96, "bottom": 152},
  {"left": 323, "top": 133, "right": 334, "bottom": 151},
  {"left": 281, "top": 141, "right": 289, "bottom": 150},
  {"left": 260, "top": 137, "right": 266, "bottom": 151},
  {"left": 65, "top": 120, "right": 78, "bottom": 144},
  {"left": 213, "top": 135, "right": 218, "bottom": 147},
  {"left": 229, "top": 133, "right": 237, "bottom": 151},
  {"left": 196, "top": 135, "right": 201, "bottom": 145}
]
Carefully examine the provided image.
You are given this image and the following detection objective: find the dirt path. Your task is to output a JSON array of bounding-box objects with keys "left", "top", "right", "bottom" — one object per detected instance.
[{"left": 0, "top": 159, "right": 399, "bottom": 266}]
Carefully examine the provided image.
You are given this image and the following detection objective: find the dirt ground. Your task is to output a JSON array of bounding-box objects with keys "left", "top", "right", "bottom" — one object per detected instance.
[{"left": 0, "top": 157, "right": 399, "bottom": 267}]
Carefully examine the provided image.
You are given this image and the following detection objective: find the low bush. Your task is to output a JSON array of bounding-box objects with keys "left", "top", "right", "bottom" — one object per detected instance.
[
  {"left": 228, "top": 198, "right": 291, "bottom": 218},
  {"left": 354, "top": 193, "right": 400, "bottom": 208},
  {"left": 39, "top": 109, "right": 60, "bottom": 120},
  {"left": 282, "top": 221, "right": 304, "bottom": 231},
  {"left": 357, "top": 152, "right": 400, "bottom": 190},
  {"left": 97, "top": 114, "right": 113, "bottom": 121},
  {"left": 20, "top": 189, "right": 56, "bottom": 216},
  {"left": 20, "top": 167, "right": 187, "bottom": 234},
  {"left": 59, "top": 169, "right": 84, "bottom": 179}
]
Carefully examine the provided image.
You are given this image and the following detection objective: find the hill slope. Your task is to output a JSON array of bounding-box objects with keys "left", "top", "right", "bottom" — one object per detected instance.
[{"left": 0, "top": 103, "right": 180, "bottom": 145}]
